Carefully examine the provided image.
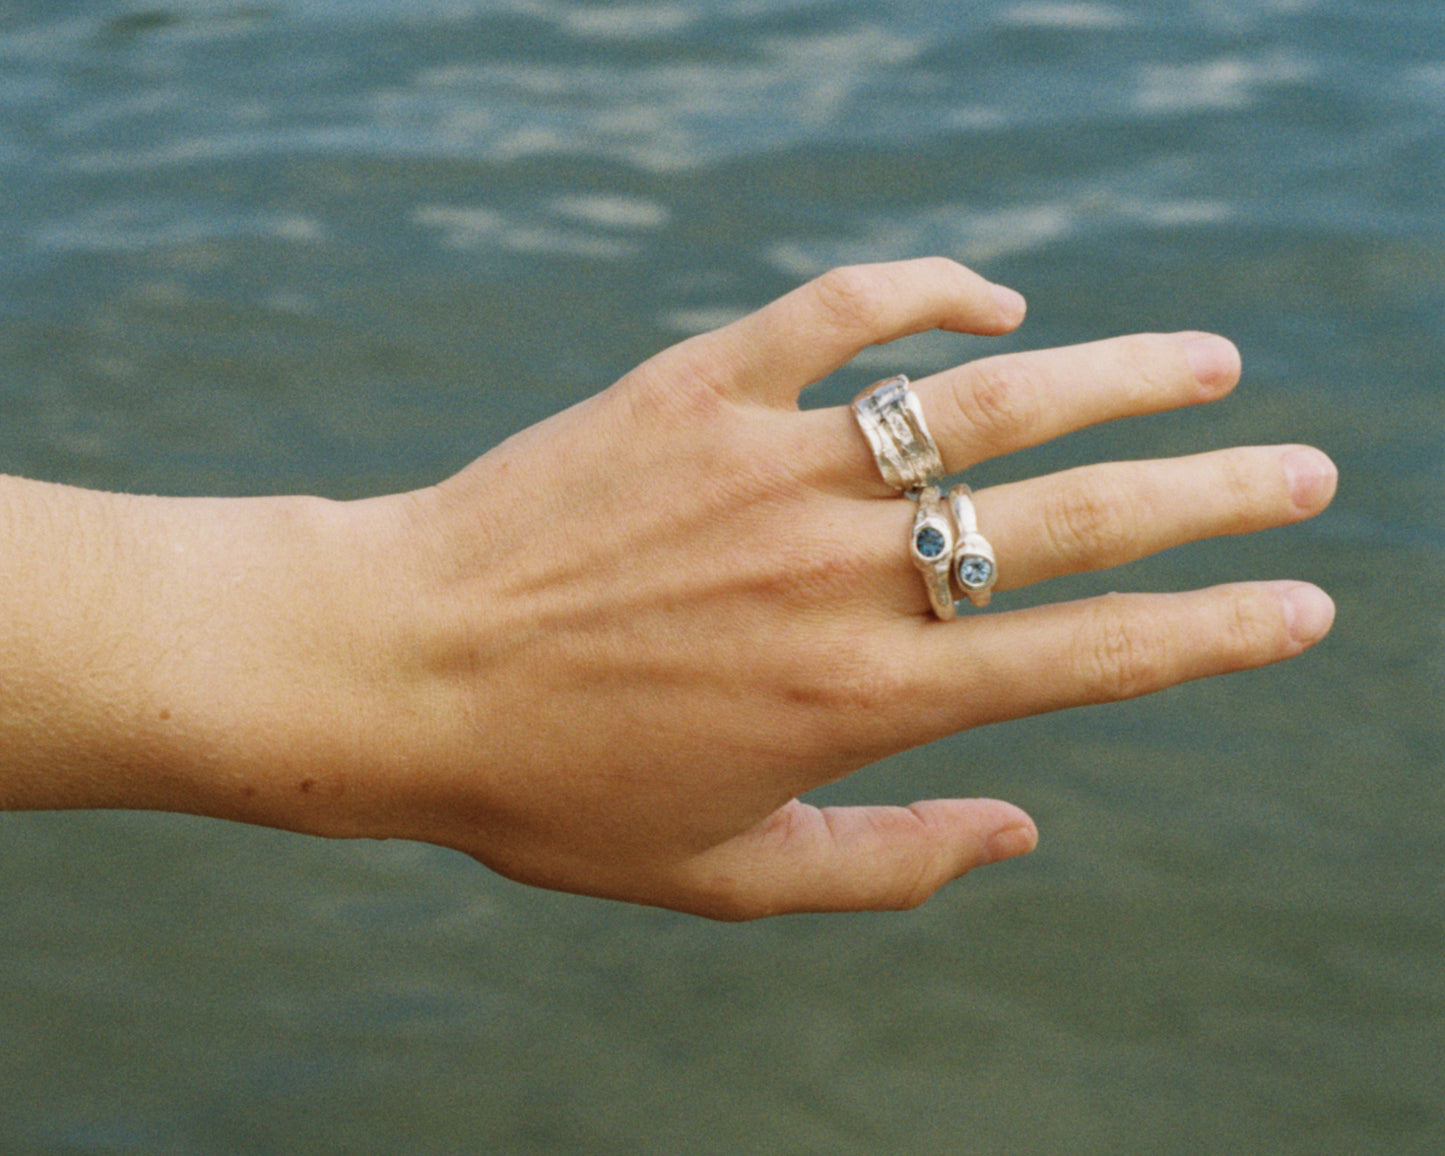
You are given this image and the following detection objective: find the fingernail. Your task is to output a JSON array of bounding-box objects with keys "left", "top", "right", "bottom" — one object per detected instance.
[
  {"left": 1282, "top": 447, "right": 1338, "bottom": 511},
  {"left": 986, "top": 822, "right": 1039, "bottom": 863},
  {"left": 1181, "top": 333, "right": 1241, "bottom": 390},
  {"left": 1282, "top": 583, "right": 1336, "bottom": 646},
  {"left": 990, "top": 283, "right": 1027, "bottom": 325}
]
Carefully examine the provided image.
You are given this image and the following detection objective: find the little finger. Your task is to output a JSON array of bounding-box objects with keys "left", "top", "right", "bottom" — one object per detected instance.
[{"left": 913, "top": 582, "right": 1336, "bottom": 735}]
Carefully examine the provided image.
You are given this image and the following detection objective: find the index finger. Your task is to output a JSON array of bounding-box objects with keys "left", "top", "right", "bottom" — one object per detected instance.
[{"left": 659, "top": 258, "right": 1026, "bottom": 407}]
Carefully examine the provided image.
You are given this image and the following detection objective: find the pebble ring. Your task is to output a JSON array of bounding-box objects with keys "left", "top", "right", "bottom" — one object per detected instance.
[
  {"left": 947, "top": 484, "right": 998, "bottom": 609},
  {"left": 910, "top": 485, "right": 958, "bottom": 621}
]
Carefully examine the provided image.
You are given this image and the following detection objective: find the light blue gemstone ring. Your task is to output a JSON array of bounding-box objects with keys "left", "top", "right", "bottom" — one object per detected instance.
[
  {"left": 947, "top": 484, "right": 998, "bottom": 609},
  {"left": 910, "top": 486, "right": 957, "bottom": 621}
]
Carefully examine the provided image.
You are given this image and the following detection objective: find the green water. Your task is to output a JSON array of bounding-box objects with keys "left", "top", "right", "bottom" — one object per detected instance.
[{"left": 0, "top": 2, "right": 1442, "bottom": 1151}]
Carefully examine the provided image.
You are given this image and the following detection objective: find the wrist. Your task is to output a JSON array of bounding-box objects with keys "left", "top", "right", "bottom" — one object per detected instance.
[
  {"left": 132, "top": 490, "right": 419, "bottom": 836},
  {"left": 0, "top": 477, "right": 421, "bottom": 833}
]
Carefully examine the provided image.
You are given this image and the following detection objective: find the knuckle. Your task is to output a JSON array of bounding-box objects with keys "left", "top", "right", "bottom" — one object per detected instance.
[
  {"left": 1214, "top": 449, "right": 1269, "bottom": 530},
  {"left": 627, "top": 334, "right": 736, "bottom": 410},
  {"left": 892, "top": 859, "right": 942, "bottom": 912},
  {"left": 1115, "top": 332, "right": 1191, "bottom": 397},
  {"left": 830, "top": 809, "right": 939, "bottom": 913},
  {"left": 791, "top": 548, "right": 872, "bottom": 607},
  {"left": 1223, "top": 589, "right": 1283, "bottom": 659},
  {"left": 1115, "top": 331, "right": 1171, "bottom": 378},
  {"left": 948, "top": 358, "right": 1039, "bottom": 446},
  {"left": 1072, "top": 596, "right": 1171, "bottom": 701},
  {"left": 792, "top": 645, "right": 911, "bottom": 719},
  {"left": 1040, "top": 479, "right": 1135, "bottom": 566},
  {"left": 758, "top": 503, "right": 881, "bottom": 608},
  {"left": 811, "top": 264, "right": 891, "bottom": 336},
  {"left": 756, "top": 542, "right": 850, "bottom": 611},
  {"left": 691, "top": 885, "right": 774, "bottom": 923}
]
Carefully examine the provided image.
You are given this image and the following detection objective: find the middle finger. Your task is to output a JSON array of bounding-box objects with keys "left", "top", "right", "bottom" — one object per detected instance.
[{"left": 811, "top": 331, "right": 1242, "bottom": 495}]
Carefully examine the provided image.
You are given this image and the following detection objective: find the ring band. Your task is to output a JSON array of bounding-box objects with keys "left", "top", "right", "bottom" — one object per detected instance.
[
  {"left": 947, "top": 484, "right": 998, "bottom": 608},
  {"left": 851, "top": 375, "right": 944, "bottom": 493},
  {"left": 910, "top": 486, "right": 957, "bottom": 621},
  {"left": 855, "top": 375, "right": 957, "bottom": 619}
]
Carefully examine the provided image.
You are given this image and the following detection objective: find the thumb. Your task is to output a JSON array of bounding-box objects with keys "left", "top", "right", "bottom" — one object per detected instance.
[{"left": 679, "top": 798, "right": 1038, "bottom": 920}]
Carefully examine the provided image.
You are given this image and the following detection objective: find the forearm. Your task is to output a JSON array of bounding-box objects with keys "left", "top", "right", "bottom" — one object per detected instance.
[
  {"left": 0, "top": 476, "right": 163, "bottom": 810},
  {"left": 0, "top": 476, "right": 381, "bottom": 826}
]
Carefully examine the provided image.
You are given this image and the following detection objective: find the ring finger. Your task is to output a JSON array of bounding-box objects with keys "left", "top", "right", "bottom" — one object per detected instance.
[{"left": 977, "top": 443, "right": 1337, "bottom": 592}]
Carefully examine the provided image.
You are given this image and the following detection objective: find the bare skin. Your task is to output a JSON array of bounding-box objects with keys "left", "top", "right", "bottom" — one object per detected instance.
[{"left": 0, "top": 258, "right": 1336, "bottom": 919}]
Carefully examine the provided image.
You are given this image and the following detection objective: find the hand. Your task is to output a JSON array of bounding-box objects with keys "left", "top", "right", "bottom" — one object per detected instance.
[{"left": 43, "top": 259, "right": 1337, "bottom": 918}]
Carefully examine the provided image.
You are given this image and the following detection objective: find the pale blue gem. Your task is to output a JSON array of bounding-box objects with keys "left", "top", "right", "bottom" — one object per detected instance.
[
  {"left": 957, "top": 554, "right": 994, "bottom": 589},
  {"left": 914, "top": 525, "right": 946, "bottom": 559}
]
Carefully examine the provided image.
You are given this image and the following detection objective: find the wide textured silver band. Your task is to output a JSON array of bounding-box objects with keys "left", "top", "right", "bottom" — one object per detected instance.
[
  {"left": 947, "top": 484, "right": 998, "bottom": 609},
  {"left": 851, "top": 375, "right": 944, "bottom": 494},
  {"left": 910, "top": 486, "right": 957, "bottom": 621}
]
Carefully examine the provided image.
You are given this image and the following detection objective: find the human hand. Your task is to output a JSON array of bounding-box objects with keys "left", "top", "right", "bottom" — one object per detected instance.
[{"left": 133, "top": 258, "right": 1336, "bottom": 918}]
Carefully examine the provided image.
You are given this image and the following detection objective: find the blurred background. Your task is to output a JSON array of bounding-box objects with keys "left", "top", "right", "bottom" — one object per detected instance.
[{"left": 0, "top": 1, "right": 1441, "bottom": 1152}]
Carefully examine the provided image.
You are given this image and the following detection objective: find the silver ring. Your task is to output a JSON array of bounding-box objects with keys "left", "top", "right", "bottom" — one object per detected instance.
[
  {"left": 851, "top": 375, "right": 944, "bottom": 494},
  {"left": 910, "top": 486, "right": 957, "bottom": 621},
  {"left": 947, "top": 484, "right": 997, "bottom": 609}
]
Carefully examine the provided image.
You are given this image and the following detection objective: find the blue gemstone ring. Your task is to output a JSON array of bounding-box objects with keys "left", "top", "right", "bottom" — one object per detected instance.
[
  {"left": 947, "top": 484, "right": 998, "bottom": 609},
  {"left": 911, "top": 486, "right": 957, "bottom": 621}
]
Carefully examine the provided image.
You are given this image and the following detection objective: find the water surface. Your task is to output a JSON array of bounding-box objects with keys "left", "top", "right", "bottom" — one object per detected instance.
[{"left": 0, "top": 2, "right": 1442, "bottom": 1152}]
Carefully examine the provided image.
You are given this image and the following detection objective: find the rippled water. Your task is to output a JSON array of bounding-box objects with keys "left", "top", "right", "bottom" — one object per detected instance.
[{"left": 1, "top": 2, "right": 1442, "bottom": 1152}]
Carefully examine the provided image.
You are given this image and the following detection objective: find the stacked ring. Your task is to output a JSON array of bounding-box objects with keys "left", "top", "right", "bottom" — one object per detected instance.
[{"left": 852, "top": 374, "right": 998, "bottom": 618}]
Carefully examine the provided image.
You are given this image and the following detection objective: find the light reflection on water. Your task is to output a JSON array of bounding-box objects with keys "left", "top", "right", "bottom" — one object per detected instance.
[{"left": 0, "top": 1, "right": 1442, "bottom": 1151}]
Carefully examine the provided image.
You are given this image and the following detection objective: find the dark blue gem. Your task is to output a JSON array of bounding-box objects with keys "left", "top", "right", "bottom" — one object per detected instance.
[{"left": 915, "top": 526, "right": 946, "bottom": 559}]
